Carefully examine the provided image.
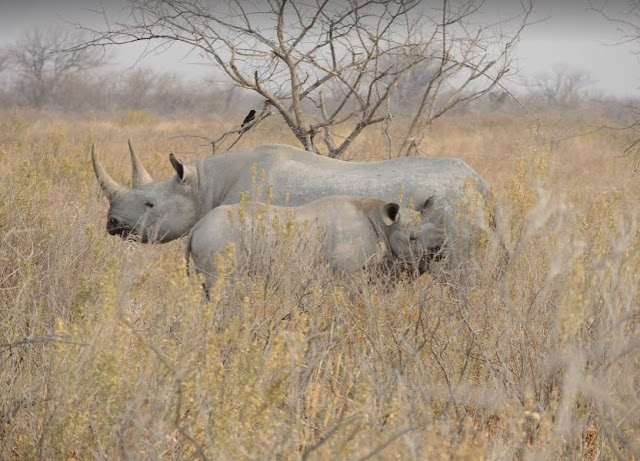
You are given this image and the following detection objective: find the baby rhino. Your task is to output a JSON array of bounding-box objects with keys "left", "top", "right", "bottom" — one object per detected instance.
[{"left": 186, "top": 195, "right": 441, "bottom": 295}]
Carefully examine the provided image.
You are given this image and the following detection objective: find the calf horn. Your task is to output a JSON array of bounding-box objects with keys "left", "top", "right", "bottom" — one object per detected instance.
[
  {"left": 91, "top": 144, "right": 128, "bottom": 201},
  {"left": 128, "top": 139, "right": 154, "bottom": 188}
]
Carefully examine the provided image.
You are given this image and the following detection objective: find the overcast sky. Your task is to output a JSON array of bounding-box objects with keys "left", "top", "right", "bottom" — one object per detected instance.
[{"left": 0, "top": 0, "right": 637, "bottom": 97}]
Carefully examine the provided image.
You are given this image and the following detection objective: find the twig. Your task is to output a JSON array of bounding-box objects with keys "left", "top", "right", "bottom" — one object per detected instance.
[
  {"left": 356, "top": 426, "right": 418, "bottom": 461},
  {"left": 0, "top": 336, "right": 88, "bottom": 351},
  {"left": 168, "top": 103, "right": 272, "bottom": 155},
  {"left": 301, "top": 413, "right": 360, "bottom": 461},
  {"left": 116, "top": 310, "right": 210, "bottom": 461}
]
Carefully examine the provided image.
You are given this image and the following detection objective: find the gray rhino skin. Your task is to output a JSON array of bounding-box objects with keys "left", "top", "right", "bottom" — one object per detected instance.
[
  {"left": 92, "top": 142, "right": 489, "bottom": 251},
  {"left": 186, "top": 196, "right": 442, "bottom": 294}
]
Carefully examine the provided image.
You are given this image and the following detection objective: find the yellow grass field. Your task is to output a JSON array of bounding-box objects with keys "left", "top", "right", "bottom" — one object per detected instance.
[{"left": 1, "top": 109, "right": 639, "bottom": 459}]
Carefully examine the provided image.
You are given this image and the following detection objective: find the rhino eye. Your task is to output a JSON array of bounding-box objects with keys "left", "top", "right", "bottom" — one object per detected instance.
[
  {"left": 409, "top": 234, "right": 418, "bottom": 242},
  {"left": 145, "top": 202, "right": 155, "bottom": 208}
]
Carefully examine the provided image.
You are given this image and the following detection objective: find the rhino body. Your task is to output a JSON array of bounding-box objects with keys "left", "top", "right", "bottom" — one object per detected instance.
[
  {"left": 92, "top": 143, "right": 490, "bottom": 252},
  {"left": 186, "top": 196, "right": 440, "bottom": 294}
]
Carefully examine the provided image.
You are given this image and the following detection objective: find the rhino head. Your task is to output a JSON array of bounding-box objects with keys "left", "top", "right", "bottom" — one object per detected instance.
[
  {"left": 384, "top": 196, "right": 445, "bottom": 274},
  {"left": 92, "top": 141, "right": 200, "bottom": 243},
  {"left": 411, "top": 196, "right": 446, "bottom": 272}
]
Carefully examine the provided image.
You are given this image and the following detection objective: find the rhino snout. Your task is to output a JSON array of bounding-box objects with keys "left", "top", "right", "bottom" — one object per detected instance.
[
  {"left": 107, "top": 216, "right": 133, "bottom": 237},
  {"left": 417, "top": 245, "right": 444, "bottom": 273},
  {"left": 107, "top": 216, "right": 119, "bottom": 228}
]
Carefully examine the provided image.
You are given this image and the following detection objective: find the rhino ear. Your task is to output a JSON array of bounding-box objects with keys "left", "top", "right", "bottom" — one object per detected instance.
[
  {"left": 169, "top": 153, "right": 184, "bottom": 178},
  {"left": 421, "top": 196, "right": 435, "bottom": 217},
  {"left": 382, "top": 203, "right": 400, "bottom": 226},
  {"left": 169, "top": 153, "right": 195, "bottom": 184}
]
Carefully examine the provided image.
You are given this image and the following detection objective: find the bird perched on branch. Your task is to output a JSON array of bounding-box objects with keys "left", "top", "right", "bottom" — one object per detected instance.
[{"left": 241, "top": 109, "right": 256, "bottom": 128}]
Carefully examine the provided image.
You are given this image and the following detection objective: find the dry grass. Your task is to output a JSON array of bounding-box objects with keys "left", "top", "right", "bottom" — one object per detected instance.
[{"left": 1, "top": 109, "right": 639, "bottom": 459}]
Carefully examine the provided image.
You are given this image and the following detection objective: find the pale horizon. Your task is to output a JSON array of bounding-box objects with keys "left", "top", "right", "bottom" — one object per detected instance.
[{"left": 0, "top": 0, "right": 638, "bottom": 98}]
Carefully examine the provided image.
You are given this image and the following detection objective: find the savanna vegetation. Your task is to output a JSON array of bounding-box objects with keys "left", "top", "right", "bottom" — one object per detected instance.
[{"left": 1, "top": 107, "right": 639, "bottom": 459}]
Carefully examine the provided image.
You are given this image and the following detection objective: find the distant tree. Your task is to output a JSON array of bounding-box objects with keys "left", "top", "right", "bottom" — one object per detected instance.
[
  {"left": 0, "top": 48, "right": 7, "bottom": 73},
  {"left": 530, "top": 65, "right": 594, "bottom": 107},
  {"left": 5, "top": 26, "right": 104, "bottom": 108},
  {"left": 488, "top": 91, "right": 508, "bottom": 104},
  {"left": 77, "top": 0, "right": 532, "bottom": 157}
]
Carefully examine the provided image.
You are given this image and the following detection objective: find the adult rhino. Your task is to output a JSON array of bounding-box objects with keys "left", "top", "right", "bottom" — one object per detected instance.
[
  {"left": 186, "top": 196, "right": 442, "bottom": 294},
  {"left": 92, "top": 142, "right": 491, "bottom": 265}
]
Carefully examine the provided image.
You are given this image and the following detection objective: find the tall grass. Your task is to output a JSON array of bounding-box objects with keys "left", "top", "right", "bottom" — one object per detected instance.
[{"left": 1, "top": 110, "right": 638, "bottom": 459}]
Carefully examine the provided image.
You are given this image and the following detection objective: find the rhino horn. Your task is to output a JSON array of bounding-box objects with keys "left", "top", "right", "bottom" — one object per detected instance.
[
  {"left": 128, "top": 139, "right": 153, "bottom": 188},
  {"left": 91, "top": 144, "right": 128, "bottom": 201}
]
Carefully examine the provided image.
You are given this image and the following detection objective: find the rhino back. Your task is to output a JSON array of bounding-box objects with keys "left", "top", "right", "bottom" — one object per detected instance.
[
  {"left": 291, "top": 197, "right": 384, "bottom": 271},
  {"left": 195, "top": 145, "right": 487, "bottom": 213},
  {"left": 190, "top": 196, "right": 388, "bottom": 276}
]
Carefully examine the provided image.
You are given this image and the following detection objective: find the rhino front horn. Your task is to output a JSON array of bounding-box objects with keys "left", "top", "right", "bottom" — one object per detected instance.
[
  {"left": 91, "top": 144, "right": 128, "bottom": 201},
  {"left": 128, "top": 139, "right": 154, "bottom": 188}
]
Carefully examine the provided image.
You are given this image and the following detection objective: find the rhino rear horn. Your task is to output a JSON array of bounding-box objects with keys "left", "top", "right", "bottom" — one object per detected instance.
[
  {"left": 91, "top": 144, "right": 128, "bottom": 201},
  {"left": 382, "top": 203, "right": 400, "bottom": 226},
  {"left": 128, "top": 139, "right": 153, "bottom": 188}
]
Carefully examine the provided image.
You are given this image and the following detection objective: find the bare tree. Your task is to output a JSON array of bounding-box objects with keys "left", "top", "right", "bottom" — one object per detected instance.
[
  {"left": 6, "top": 26, "right": 104, "bottom": 108},
  {"left": 530, "top": 64, "right": 593, "bottom": 107},
  {"left": 589, "top": 0, "right": 640, "bottom": 50},
  {"left": 588, "top": 1, "right": 640, "bottom": 172},
  {"left": 79, "top": 0, "right": 531, "bottom": 157}
]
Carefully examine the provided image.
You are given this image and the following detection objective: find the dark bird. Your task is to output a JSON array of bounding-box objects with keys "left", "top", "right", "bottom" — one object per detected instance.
[{"left": 241, "top": 109, "right": 256, "bottom": 128}]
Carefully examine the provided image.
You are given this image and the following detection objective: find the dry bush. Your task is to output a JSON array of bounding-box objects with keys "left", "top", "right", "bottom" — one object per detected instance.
[{"left": 1, "top": 110, "right": 639, "bottom": 459}]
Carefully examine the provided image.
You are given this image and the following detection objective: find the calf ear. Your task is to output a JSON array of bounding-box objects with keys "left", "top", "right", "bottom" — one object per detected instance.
[
  {"left": 170, "top": 153, "right": 195, "bottom": 184},
  {"left": 382, "top": 203, "right": 400, "bottom": 226},
  {"left": 421, "top": 196, "right": 435, "bottom": 216}
]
